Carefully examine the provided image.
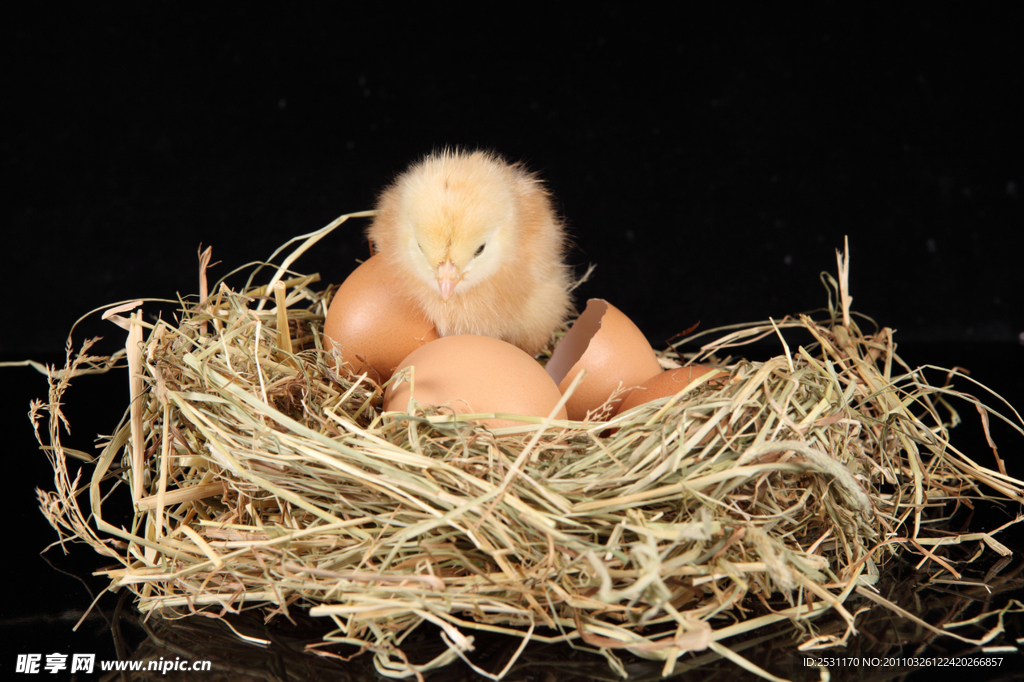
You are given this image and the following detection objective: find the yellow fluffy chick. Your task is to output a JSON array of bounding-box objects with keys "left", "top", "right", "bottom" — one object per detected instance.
[{"left": 367, "top": 149, "right": 572, "bottom": 356}]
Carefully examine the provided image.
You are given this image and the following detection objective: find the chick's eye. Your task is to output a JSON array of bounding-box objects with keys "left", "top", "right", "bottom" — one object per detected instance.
[{"left": 474, "top": 243, "right": 486, "bottom": 258}]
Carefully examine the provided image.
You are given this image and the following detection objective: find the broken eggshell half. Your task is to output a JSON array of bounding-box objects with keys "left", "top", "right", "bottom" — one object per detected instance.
[
  {"left": 616, "top": 365, "right": 728, "bottom": 414},
  {"left": 545, "top": 299, "right": 663, "bottom": 421}
]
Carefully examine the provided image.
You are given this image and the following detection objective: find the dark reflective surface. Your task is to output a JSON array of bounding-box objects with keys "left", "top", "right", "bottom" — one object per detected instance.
[{"left": 19, "top": 525, "right": 1024, "bottom": 681}]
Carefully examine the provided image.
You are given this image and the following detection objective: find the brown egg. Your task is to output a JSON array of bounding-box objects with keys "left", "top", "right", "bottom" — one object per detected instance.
[
  {"left": 384, "top": 335, "right": 568, "bottom": 429},
  {"left": 617, "top": 365, "right": 728, "bottom": 414},
  {"left": 323, "top": 254, "right": 438, "bottom": 382},
  {"left": 545, "top": 299, "right": 663, "bottom": 420}
]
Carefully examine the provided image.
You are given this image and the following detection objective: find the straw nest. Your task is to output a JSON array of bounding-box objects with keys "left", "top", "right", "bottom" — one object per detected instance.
[{"left": 33, "top": 215, "right": 1024, "bottom": 680}]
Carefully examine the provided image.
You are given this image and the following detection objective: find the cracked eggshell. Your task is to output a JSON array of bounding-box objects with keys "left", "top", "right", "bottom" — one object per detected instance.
[
  {"left": 545, "top": 299, "right": 663, "bottom": 420},
  {"left": 617, "top": 365, "right": 728, "bottom": 414},
  {"left": 323, "top": 254, "right": 438, "bottom": 383},
  {"left": 384, "top": 335, "right": 568, "bottom": 429}
]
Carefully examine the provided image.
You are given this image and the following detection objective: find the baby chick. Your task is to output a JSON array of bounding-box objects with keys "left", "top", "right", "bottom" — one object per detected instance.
[{"left": 367, "top": 149, "right": 572, "bottom": 356}]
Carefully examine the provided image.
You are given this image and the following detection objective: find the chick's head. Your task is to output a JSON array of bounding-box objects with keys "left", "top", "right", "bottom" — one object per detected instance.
[{"left": 386, "top": 150, "right": 522, "bottom": 300}]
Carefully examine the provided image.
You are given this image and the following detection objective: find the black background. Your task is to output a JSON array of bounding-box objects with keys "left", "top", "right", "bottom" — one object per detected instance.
[
  {"left": 5, "top": 5, "right": 1024, "bottom": 680},
  {"left": 7, "top": 5, "right": 1023, "bottom": 354}
]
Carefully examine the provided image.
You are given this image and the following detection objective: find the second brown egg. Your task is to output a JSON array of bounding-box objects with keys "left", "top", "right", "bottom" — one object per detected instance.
[{"left": 322, "top": 254, "right": 438, "bottom": 383}]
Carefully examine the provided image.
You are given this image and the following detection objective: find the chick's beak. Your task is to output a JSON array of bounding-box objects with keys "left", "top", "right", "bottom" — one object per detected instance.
[{"left": 436, "top": 260, "right": 461, "bottom": 301}]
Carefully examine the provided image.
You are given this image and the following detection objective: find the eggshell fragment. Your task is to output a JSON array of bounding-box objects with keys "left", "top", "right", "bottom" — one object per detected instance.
[
  {"left": 617, "top": 365, "right": 728, "bottom": 414},
  {"left": 384, "top": 335, "right": 568, "bottom": 428},
  {"left": 323, "top": 254, "right": 438, "bottom": 382},
  {"left": 545, "top": 299, "right": 663, "bottom": 420}
]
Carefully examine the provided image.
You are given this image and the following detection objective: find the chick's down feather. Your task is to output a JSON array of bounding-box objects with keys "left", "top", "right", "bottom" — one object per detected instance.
[{"left": 367, "top": 150, "right": 572, "bottom": 356}]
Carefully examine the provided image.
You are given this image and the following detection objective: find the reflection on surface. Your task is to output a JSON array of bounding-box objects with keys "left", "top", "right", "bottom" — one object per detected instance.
[{"left": 96, "top": 510, "right": 1024, "bottom": 682}]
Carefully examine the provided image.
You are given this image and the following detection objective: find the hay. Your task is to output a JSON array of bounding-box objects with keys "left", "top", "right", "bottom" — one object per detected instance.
[{"left": 31, "top": 214, "right": 1024, "bottom": 680}]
